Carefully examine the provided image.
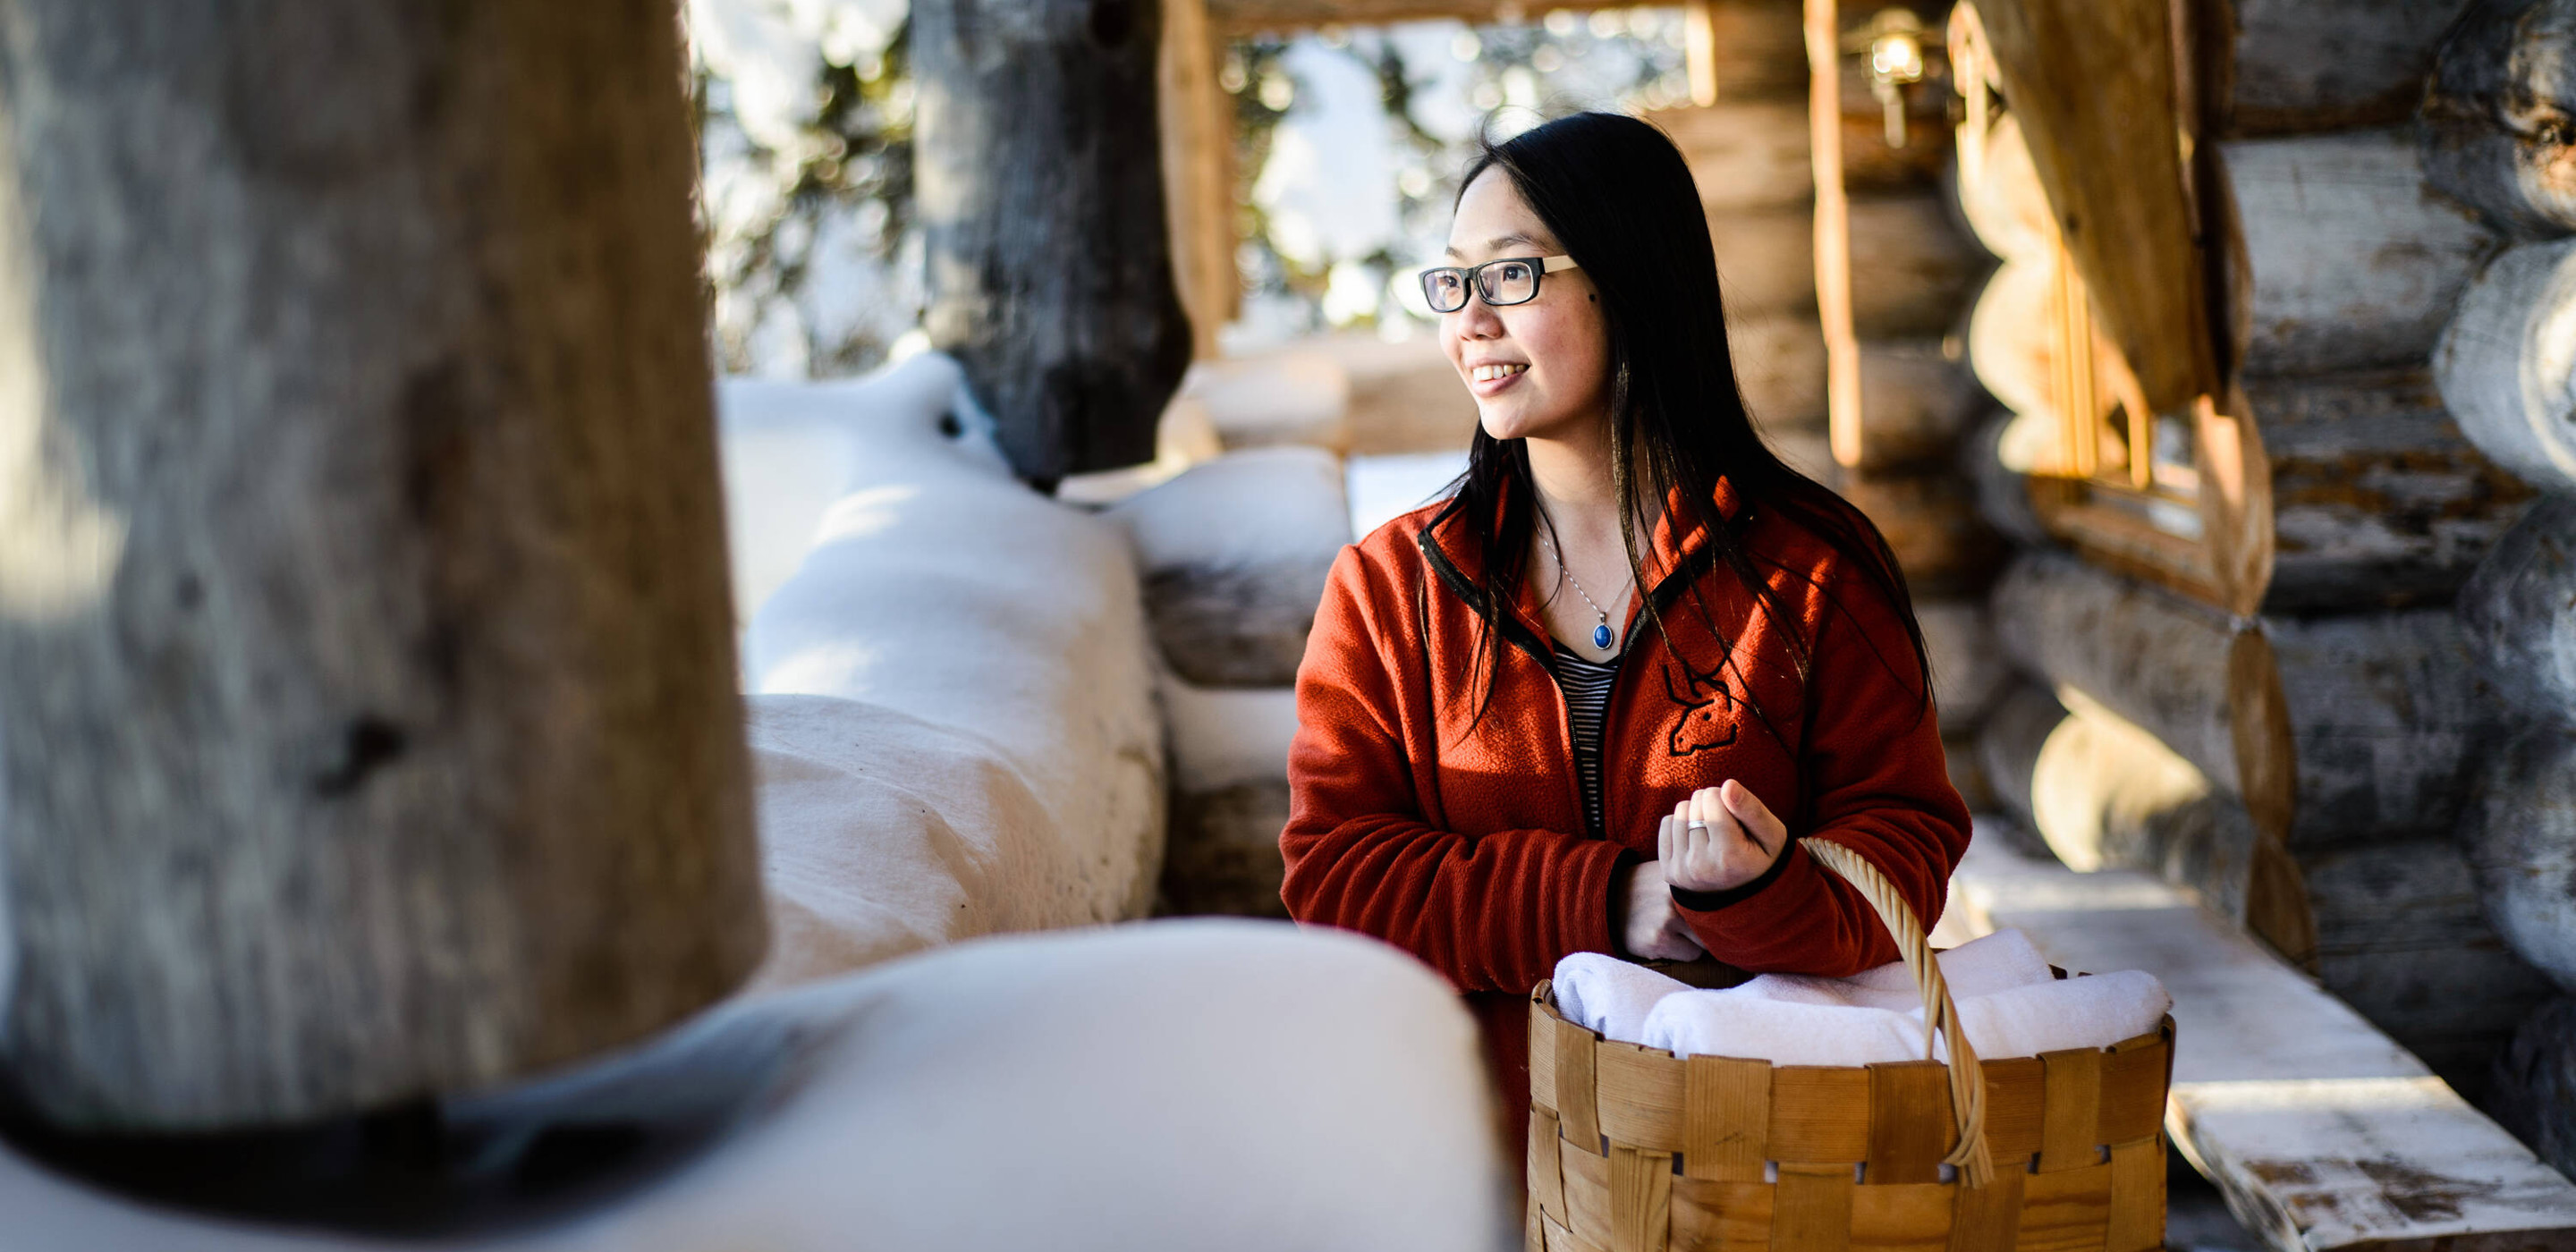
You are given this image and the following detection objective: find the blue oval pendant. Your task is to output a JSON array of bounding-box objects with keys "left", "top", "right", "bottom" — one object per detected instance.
[{"left": 1592, "top": 622, "right": 1614, "bottom": 650}]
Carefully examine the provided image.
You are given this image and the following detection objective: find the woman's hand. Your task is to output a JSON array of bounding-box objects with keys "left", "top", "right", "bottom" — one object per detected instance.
[
  {"left": 1662, "top": 781, "right": 1789, "bottom": 894},
  {"left": 1619, "top": 858, "right": 1707, "bottom": 961}
]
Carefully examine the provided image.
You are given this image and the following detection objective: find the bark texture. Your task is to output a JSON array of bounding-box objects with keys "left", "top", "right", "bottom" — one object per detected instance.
[
  {"left": 0, "top": 0, "right": 764, "bottom": 1129},
  {"left": 2424, "top": 0, "right": 2576, "bottom": 238},
  {"left": 916, "top": 0, "right": 1193, "bottom": 481},
  {"left": 2458, "top": 493, "right": 2576, "bottom": 723}
]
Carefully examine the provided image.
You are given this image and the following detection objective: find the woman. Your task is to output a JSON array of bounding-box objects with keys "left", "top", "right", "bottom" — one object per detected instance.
[{"left": 1279, "top": 113, "right": 1970, "bottom": 1116}]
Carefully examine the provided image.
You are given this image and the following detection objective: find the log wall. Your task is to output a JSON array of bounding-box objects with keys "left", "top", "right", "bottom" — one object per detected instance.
[{"left": 1955, "top": 0, "right": 2569, "bottom": 1095}]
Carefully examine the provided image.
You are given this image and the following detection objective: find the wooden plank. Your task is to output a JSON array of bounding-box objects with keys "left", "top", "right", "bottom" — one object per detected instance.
[
  {"left": 1807, "top": 0, "right": 1861, "bottom": 469},
  {"left": 1971, "top": 0, "right": 2212, "bottom": 413},
  {"left": 1945, "top": 827, "right": 2576, "bottom": 1252}
]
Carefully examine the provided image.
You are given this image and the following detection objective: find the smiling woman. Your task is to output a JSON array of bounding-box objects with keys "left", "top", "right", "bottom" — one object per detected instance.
[{"left": 1275, "top": 111, "right": 1970, "bottom": 1133}]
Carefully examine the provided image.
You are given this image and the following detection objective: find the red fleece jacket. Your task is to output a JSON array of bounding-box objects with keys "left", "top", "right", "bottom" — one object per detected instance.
[{"left": 1280, "top": 478, "right": 1970, "bottom": 997}]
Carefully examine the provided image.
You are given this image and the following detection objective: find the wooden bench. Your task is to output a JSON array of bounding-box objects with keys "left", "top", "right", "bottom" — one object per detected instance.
[{"left": 1938, "top": 822, "right": 2576, "bottom": 1251}]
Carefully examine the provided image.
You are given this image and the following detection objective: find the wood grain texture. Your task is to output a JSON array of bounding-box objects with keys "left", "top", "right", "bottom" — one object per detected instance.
[
  {"left": 2458, "top": 492, "right": 2576, "bottom": 722},
  {"left": 2423, "top": 0, "right": 2576, "bottom": 238},
  {"left": 0, "top": 0, "right": 763, "bottom": 1129},
  {"left": 2246, "top": 369, "right": 2536, "bottom": 612},
  {"left": 1973, "top": 0, "right": 2214, "bottom": 411},
  {"left": 1809, "top": 0, "right": 1863, "bottom": 468},
  {"left": 916, "top": 0, "right": 1193, "bottom": 480},
  {"left": 2436, "top": 235, "right": 2576, "bottom": 493},
  {"left": 1159, "top": 0, "right": 1234, "bottom": 359},
  {"left": 2230, "top": 128, "right": 2499, "bottom": 377},
  {"left": 2230, "top": 0, "right": 2475, "bottom": 138}
]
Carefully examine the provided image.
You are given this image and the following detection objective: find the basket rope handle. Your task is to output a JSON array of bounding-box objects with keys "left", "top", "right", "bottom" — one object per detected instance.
[{"left": 1797, "top": 837, "right": 1994, "bottom": 1188}]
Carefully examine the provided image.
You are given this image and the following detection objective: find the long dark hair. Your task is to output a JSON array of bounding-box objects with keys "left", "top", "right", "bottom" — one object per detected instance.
[{"left": 1438, "top": 111, "right": 1933, "bottom": 749}]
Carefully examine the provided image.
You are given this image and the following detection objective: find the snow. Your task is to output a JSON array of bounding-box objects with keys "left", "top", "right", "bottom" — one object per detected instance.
[
  {"left": 0, "top": 922, "right": 1512, "bottom": 1251},
  {"left": 1345, "top": 451, "right": 1468, "bottom": 538},
  {"left": 1160, "top": 681, "right": 1303, "bottom": 795},
  {"left": 1109, "top": 446, "right": 1352, "bottom": 577},
  {"left": 727, "top": 353, "right": 1165, "bottom": 986},
  {"left": 1182, "top": 351, "right": 1352, "bottom": 452}
]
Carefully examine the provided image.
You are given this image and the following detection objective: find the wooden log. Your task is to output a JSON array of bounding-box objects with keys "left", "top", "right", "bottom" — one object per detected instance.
[
  {"left": 2248, "top": 369, "right": 2537, "bottom": 613},
  {"left": 2230, "top": 0, "right": 2476, "bottom": 139},
  {"left": 2435, "top": 236, "right": 2576, "bottom": 493},
  {"left": 2424, "top": 0, "right": 2576, "bottom": 238},
  {"left": 1955, "top": 111, "right": 2054, "bottom": 266},
  {"left": 2231, "top": 128, "right": 2501, "bottom": 377},
  {"left": 1976, "top": 683, "right": 2309, "bottom": 960},
  {"left": 1917, "top": 597, "right": 2011, "bottom": 730},
  {"left": 1839, "top": 470, "right": 2006, "bottom": 596},
  {"left": 1731, "top": 312, "right": 1829, "bottom": 431},
  {"left": 2304, "top": 837, "right": 2559, "bottom": 1095},
  {"left": 1710, "top": 207, "right": 1817, "bottom": 317},
  {"left": 1846, "top": 193, "right": 1987, "bottom": 338},
  {"left": 1962, "top": 410, "right": 2052, "bottom": 546},
  {"left": 2492, "top": 996, "right": 2576, "bottom": 1182},
  {"left": 1994, "top": 550, "right": 2510, "bottom": 850},
  {"left": 2458, "top": 493, "right": 2576, "bottom": 723},
  {"left": 1852, "top": 339, "right": 1982, "bottom": 471},
  {"left": 1966, "top": 257, "right": 2056, "bottom": 424},
  {"left": 1157, "top": 681, "right": 1298, "bottom": 918},
  {"left": 0, "top": 0, "right": 762, "bottom": 1129},
  {"left": 1659, "top": 100, "right": 1814, "bottom": 215},
  {"left": 917, "top": 0, "right": 1194, "bottom": 482}
]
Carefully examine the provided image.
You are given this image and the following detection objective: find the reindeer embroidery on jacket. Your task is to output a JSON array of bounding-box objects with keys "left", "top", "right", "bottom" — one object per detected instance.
[{"left": 1662, "top": 657, "right": 1740, "bottom": 757}]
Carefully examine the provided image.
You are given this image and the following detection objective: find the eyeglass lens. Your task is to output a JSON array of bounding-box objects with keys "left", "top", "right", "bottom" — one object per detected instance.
[{"left": 1420, "top": 258, "right": 1541, "bottom": 313}]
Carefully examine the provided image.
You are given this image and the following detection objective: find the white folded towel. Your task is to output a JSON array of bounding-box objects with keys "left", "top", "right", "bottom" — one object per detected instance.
[
  {"left": 1641, "top": 994, "right": 1930, "bottom": 1066},
  {"left": 1550, "top": 952, "right": 1692, "bottom": 1043},
  {"left": 1937, "top": 969, "right": 2173, "bottom": 1062},
  {"left": 1934, "top": 928, "right": 2055, "bottom": 1000},
  {"left": 1707, "top": 929, "right": 2056, "bottom": 1015}
]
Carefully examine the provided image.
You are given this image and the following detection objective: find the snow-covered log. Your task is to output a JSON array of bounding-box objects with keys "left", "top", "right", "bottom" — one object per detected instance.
[
  {"left": 2463, "top": 725, "right": 2576, "bottom": 992},
  {"left": 1182, "top": 350, "right": 1354, "bottom": 454},
  {"left": 1109, "top": 447, "right": 1352, "bottom": 688},
  {"left": 2248, "top": 369, "right": 2536, "bottom": 612},
  {"left": 0, "top": 0, "right": 760, "bottom": 1130},
  {"left": 2459, "top": 493, "right": 2576, "bottom": 722},
  {"left": 2436, "top": 237, "right": 2576, "bottom": 493},
  {"left": 1992, "top": 550, "right": 2504, "bottom": 849},
  {"left": 2424, "top": 0, "right": 2576, "bottom": 237},
  {"left": 2231, "top": 128, "right": 2501, "bottom": 376},
  {"left": 0, "top": 922, "right": 1512, "bottom": 1252},
  {"left": 740, "top": 355, "right": 1165, "bottom": 986},
  {"left": 914, "top": 0, "right": 1193, "bottom": 481},
  {"left": 1157, "top": 681, "right": 1301, "bottom": 918}
]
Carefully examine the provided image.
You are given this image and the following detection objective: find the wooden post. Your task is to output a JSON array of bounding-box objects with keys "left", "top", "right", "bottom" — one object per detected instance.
[
  {"left": 0, "top": 1, "right": 764, "bottom": 1129},
  {"left": 1161, "top": 0, "right": 1236, "bottom": 360},
  {"left": 1805, "top": 0, "right": 1863, "bottom": 470},
  {"left": 917, "top": 0, "right": 1196, "bottom": 484}
]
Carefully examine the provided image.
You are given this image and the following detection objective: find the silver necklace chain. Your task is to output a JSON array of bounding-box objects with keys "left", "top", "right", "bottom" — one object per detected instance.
[{"left": 1545, "top": 521, "right": 1631, "bottom": 647}]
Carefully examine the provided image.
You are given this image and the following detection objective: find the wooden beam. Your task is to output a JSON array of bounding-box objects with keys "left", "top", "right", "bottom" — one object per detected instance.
[
  {"left": 1807, "top": 0, "right": 1862, "bottom": 469},
  {"left": 0, "top": 0, "right": 763, "bottom": 1129},
  {"left": 1162, "top": 0, "right": 1237, "bottom": 360}
]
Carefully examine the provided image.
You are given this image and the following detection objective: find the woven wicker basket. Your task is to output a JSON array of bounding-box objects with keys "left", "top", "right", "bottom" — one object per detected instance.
[{"left": 1527, "top": 838, "right": 2174, "bottom": 1252}]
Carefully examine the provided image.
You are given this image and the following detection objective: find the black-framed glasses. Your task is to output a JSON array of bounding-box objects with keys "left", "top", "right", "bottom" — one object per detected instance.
[{"left": 1418, "top": 254, "right": 1580, "bottom": 313}]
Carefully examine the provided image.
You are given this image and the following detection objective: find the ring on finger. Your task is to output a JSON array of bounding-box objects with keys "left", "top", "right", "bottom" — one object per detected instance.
[{"left": 1686, "top": 820, "right": 1709, "bottom": 833}]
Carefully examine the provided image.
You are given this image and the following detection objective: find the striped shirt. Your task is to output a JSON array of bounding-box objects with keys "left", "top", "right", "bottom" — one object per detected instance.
[{"left": 1555, "top": 646, "right": 1620, "bottom": 837}]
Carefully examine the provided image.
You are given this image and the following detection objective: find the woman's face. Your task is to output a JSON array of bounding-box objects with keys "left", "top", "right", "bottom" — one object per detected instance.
[{"left": 1439, "top": 166, "right": 1613, "bottom": 444}]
